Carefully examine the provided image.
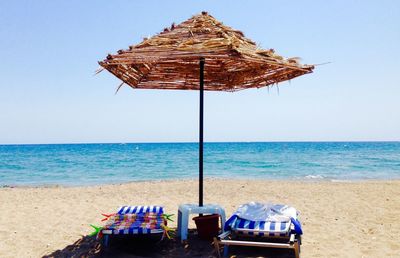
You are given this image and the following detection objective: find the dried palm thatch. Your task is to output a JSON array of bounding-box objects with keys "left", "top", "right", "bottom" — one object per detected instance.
[{"left": 99, "top": 12, "right": 314, "bottom": 91}]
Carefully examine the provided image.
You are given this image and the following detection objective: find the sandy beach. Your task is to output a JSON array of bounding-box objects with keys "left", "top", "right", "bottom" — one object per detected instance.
[{"left": 0, "top": 179, "right": 399, "bottom": 257}]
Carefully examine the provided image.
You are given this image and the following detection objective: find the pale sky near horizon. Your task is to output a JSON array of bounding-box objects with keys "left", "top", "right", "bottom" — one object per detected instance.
[{"left": 0, "top": 0, "right": 399, "bottom": 144}]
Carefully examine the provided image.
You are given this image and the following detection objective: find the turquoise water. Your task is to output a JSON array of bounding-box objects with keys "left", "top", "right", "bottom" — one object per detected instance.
[{"left": 0, "top": 142, "right": 399, "bottom": 186}]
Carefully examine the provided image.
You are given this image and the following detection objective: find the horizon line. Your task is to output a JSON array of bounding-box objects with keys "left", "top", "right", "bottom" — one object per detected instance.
[{"left": 1, "top": 140, "right": 399, "bottom": 146}]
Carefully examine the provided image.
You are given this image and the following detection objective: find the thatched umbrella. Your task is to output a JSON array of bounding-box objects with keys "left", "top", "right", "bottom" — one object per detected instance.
[{"left": 99, "top": 12, "right": 314, "bottom": 207}]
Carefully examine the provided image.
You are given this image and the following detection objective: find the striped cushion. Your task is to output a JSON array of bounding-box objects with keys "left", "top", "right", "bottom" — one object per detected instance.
[
  {"left": 117, "top": 205, "right": 164, "bottom": 215},
  {"left": 231, "top": 217, "right": 291, "bottom": 237}
]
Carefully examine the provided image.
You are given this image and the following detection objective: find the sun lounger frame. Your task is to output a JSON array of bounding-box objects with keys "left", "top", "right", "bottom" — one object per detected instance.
[{"left": 214, "top": 224, "right": 301, "bottom": 258}]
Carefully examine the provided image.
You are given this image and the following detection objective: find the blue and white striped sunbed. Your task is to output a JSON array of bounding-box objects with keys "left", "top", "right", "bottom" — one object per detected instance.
[
  {"left": 102, "top": 205, "right": 166, "bottom": 236},
  {"left": 216, "top": 202, "right": 302, "bottom": 258},
  {"left": 224, "top": 202, "right": 302, "bottom": 237}
]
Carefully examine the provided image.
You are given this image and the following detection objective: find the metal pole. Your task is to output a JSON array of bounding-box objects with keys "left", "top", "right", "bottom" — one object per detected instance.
[{"left": 199, "top": 57, "right": 205, "bottom": 207}]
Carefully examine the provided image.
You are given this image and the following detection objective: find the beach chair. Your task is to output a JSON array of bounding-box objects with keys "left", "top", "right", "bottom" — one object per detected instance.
[
  {"left": 100, "top": 205, "right": 173, "bottom": 247},
  {"left": 214, "top": 202, "right": 302, "bottom": 258}
]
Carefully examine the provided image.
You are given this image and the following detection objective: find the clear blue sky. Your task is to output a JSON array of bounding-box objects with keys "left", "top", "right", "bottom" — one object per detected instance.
[{"left": 0, "top": 0, "right": 399, "bottom": 144}]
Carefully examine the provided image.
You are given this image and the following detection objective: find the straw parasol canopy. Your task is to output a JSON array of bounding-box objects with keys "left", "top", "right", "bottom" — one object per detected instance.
[
  {"left": 99, "top": 11, "right": 314, "bottom": 92},
  {"left": 99, "top": 12, "right": 314, "bottom": 207}
]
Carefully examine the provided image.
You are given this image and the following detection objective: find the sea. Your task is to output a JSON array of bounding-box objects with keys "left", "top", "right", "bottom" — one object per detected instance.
[{"left": 0, "top": 142, "right": 399, "bottom": 186}]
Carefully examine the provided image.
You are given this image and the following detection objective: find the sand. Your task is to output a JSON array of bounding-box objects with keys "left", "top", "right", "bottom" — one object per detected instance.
[{"left": 0, "top": 179, "right": 399, "bottom": 257}]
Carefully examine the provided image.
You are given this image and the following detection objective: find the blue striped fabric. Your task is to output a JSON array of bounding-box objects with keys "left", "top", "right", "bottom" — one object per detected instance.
[
  {"left": 106, "top": 228, "right": 163, "bottom": 235},
  {"left": 229, "top": 217, "right": 291, "bottom": 237},
  {"left": 117, "top": 205, "right": 164, "bottom": 215}
]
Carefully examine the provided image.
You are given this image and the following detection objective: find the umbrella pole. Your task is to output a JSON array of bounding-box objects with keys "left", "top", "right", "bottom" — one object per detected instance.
[{"left": 199, "top": 57, "right": 205, "bottom": 207}]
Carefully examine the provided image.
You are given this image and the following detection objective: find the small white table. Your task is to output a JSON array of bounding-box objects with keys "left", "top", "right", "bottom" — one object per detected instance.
[{"left": 177, "top": 203, "right": 226, "bottom": 242}]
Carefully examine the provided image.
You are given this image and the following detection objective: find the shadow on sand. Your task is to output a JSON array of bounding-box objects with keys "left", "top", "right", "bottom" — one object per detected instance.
[{"left": 43, "top": 230, "right": 296, "bottom": 258}]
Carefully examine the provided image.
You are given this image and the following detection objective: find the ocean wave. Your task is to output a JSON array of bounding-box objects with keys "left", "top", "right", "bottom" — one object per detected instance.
[{"left": 304, "top": 174, "right": 324, "bottom": 179}]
